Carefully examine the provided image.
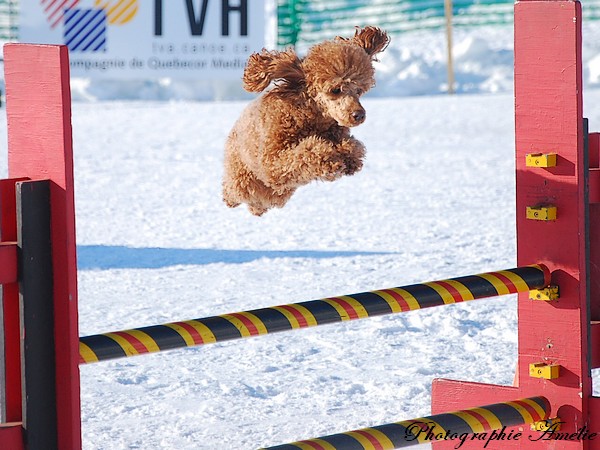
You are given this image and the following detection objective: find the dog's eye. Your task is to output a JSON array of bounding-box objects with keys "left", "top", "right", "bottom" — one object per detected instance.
[{"left": 331, "top": 87, "right": 342, "bottom": 95}]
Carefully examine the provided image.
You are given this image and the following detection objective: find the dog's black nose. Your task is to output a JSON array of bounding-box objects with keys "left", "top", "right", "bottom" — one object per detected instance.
[{"left": 352, "top": 110, "right": 365, "bottom": 123}]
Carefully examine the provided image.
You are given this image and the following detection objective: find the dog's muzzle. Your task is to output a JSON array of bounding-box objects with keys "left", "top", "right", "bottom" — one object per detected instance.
[{"left": 350, "top": 108, "right": 366, "bottom": 125}]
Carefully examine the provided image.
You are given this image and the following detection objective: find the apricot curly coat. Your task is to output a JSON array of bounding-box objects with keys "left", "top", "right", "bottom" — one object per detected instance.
[{"left": 222, "top": 26, "right": 390, "bottom": 216}]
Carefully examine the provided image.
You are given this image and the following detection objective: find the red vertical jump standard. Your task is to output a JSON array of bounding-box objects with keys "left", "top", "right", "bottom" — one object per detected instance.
[
  {"left": 3, "top": 45, "right": 81, "bottom": 450},
  {"left": 432, "top": 1, "right": 599, "bottom": 449}
]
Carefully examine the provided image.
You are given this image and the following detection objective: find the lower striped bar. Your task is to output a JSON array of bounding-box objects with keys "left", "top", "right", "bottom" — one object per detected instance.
[
  {"left": 259, "top": 397, "right": 551, "bottom": 450},
  {"left": 79, "top": 265, "right": 550, "bottom": 364}
]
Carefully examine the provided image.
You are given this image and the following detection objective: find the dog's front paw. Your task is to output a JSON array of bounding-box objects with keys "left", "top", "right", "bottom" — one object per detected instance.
[
  {"left": 342, "top": 155, "right": 363, "bottom": 175},
  {"left": 318, "top": 156, "right": 347, "bottom": 181},
  {"left": 338, "top": 138, "right": 366, "bottom": 176}
]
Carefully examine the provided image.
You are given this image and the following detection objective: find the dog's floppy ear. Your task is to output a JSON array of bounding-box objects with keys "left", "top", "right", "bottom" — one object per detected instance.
[
  {"left": 242, "top": 48, "right": 305, "bottom": 93},
  {"left": 338, "top": 26, "right": 390, "bottom": 59}
]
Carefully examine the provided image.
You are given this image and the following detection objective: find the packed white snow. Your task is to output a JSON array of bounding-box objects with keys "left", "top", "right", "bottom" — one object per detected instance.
[{"left": 2, "top": 19, "right": 600, "bottom": 450}]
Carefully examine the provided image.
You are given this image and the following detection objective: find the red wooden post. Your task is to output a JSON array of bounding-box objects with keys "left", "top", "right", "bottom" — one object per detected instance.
[
  {"left": 0, "top": 244, "right": 17, "bottom": 285},
  {"left": 432, "top": 1, "right": 598, "bottom": 449},
  {"left": 513, "top": 0, "right": 589, "bottom": 438},
  {"left": 0, "top": 178, "right": 23, "bottom": 424},
  {"left": 4, "top": 44, "right": 81, "bottom": 450}
]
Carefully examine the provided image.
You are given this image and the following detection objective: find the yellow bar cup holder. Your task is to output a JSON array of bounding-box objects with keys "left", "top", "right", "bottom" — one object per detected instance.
[
  {"left": 526, "top": 153, "right": 557, "bottom": 168},
  {"left": 526, "top": 205, "right": 557, "bottom": 221},
  {"left": 529, "top": 286, "right": 559, "bottom": 301},
  {"left": 531, "top": 417, "right": 562, "bottom": 432},
  {"left": 529, "top": 362, "right": 561, "bottom": 379}
]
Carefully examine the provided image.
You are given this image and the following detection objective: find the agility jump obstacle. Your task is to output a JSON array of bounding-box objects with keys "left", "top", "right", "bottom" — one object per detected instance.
[
  {"left": 1, "top": 1, "right": 600, "bottom": 449},
  {"left": 261, "top": 396, "right": 552, "bottom": 450},
  {"left": 79, "top": 265, "right": 549, "bottom": 364}
]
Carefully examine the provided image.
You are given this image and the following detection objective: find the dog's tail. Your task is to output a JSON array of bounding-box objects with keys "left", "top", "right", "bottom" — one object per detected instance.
[{"left": 243, "top": 48, "right": 304, "bottom": 93}]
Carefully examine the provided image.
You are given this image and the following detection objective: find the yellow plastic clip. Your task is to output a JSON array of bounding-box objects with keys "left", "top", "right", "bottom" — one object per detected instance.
[
  {"left": 529, "top": 286, "right": 559, "bottom": 301},
  {"left": 526, "top": 206, "right": 557, "bottom": 221},
  {"left": 531, "top": 417, "right": 562, "bottom": 432},
  {"left": 529, "top": 362, "right": 561, "bottom": 379},
  {"left": 526, "top": 153, "right": 557, "bottom": 168}
]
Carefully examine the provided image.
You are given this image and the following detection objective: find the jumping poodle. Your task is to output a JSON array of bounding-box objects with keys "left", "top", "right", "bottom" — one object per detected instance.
[{"left": 222, "top": 26, "right": 390, "bottom": 216}]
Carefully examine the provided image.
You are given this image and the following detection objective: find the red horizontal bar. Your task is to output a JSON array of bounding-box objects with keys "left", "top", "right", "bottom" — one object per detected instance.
[{"left": 0, "top": 243, "right": 17, "bottom": 284}]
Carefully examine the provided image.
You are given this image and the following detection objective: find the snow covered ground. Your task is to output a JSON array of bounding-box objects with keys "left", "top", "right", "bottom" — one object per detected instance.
[
  {"left": 2, "top": 18, "right": 600, "bottom": 450},
  {"left": 52, "top": 90, "right": 600, "bottom": 449},
  {"left": 67, "top": 90, "right": 600, "bottom": 450}
]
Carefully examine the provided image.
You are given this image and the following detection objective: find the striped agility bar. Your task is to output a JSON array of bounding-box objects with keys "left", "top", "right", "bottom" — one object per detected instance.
[
  {"left": 259, "top": 396, "right": 551, "bottom": 449},
  {"left": 79, "top": 264, "right": 550, "bottom": 364}
]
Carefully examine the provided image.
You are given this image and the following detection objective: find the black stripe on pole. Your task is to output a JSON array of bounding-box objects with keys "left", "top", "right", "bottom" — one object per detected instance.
[
  {"left": 404, "top": 284, "right": 446, "bottom": 307},
  {"left": 137, "top": 325, "right": 186, "bottom": 352},
  {"left": 81, "top": 334, "right": 127, "bottom": 360},
  {"left": 202, "top": 316, "right": 244, "bottom": 341},
  {"left": 17, "top": 180, "right": 58, "bottom": 450},
  {"left": 252, "top": 308, "right": 293, "bottom": 332},
  {"left": 456, "top": 275, "right": 497, "bottom": 296},
  {"left": 374, "top": 423, "right": 418, "bottom": 447},
  {"left": 299, "top": 300, "right": 341, "bottom": 324},
  {"left": 349, "top": 292, "right": 394, "bottom": 315}
]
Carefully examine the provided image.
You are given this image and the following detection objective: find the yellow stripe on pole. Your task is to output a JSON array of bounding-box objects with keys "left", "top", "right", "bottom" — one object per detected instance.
[
  {"left": 221, "top": 314, "right": 253, "bottom": 337},
  {"left": 373, "top": 289, "right": 403, "bottom": 313},
  {"left": 344, "top": 431, "right": 378, "bottom": 450},
  {"left": 476, "top": 273, "right": 511, "bottom": 295},
  {"left": 347, "top": 428, "right": 395, "bottom": 449},
  {"left": 504, "top": 400, "right": 534, "bottom": 424},
  {"left": 389, "top": 287, "right": 421, "bottom": 310},
  {"left": 236, "top": 311, "right": 269, "bottom": 335},
  {"left": 125, "top": 330, "right": 160, "bottom": 353},
  {"left": 164, "top": 323, "right": 196, "bottom": 346},
  {"left": 362, "top": 428, "right": 395, "bottom": 449},
  {"left": 496, "top": 269, "right": 529, "bottom": 292},
  {"left": 521, "top": 397, "right": 548, "bottom": 420},
  {"left": 322, "top": 296, "right": 368, "bottom": 321},
  {"left": 337, "top": 295, "right": 369, "bottom": 318},
  {"left": 272, "top": 305, "right": 319, "bottom": 329},
  {"left": 424, "top": 281, "right": 457, "bottom": 304},
  {"left": 272, "top": 306, "right": 302, "bottom": 328},
  {"left": 322, "top": 298, "right": 351, "bottom": 320},
  {"left": 184, "top": 320, "right": 217, "bottom": 344},
  {"left": 469, "top": 407, "right": 503, "bottom": 429},
  {"left": 105, "top": 332, "right": 141, "bottom": 356},
  {"left": 79, "top": 342, "right": 99, "bottom": 363},
  {"left": 288, "top": 303, "right": 319, "bottom": 327},
  {"left": 441, "top": 279, "right": 475, "bottom": 301},
  {"left": 452, "top": 410, "right": 487, "bottom": 433}
]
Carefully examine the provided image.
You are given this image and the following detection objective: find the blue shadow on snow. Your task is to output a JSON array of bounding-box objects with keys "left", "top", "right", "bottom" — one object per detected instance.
[{"left": 77, "top": 245, "right": 389, "bottom": 270}]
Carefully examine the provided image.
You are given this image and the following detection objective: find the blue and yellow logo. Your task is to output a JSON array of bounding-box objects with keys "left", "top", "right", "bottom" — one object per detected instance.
[{"left": 41, "top": 0, "right": 139, "bottom": 52}]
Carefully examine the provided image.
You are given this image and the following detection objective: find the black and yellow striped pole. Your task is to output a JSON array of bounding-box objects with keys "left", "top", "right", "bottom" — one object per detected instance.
[
  {"left": 259, "top": 396, "right": 551, "bottom": 449},
  {"left": 79, "top": 265, "right": 550, "bottom": 364}
]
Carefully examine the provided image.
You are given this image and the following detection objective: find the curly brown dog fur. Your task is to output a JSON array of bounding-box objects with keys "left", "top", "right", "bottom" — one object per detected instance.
[{"left": 222, "top": 26, "right": 390, "bottom": 216}]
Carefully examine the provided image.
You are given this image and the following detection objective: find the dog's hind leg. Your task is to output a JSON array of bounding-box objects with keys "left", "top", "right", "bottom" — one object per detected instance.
[
  {"left": 222, "top": 150, "right": 253, "bottom": 209},
  {"left": 223, "top": 150, "right": 288, "bottom": 215}
]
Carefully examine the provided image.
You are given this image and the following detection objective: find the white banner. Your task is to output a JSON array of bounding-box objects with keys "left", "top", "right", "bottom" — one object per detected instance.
[{"left": 20, "top": 0, "right": 265, "bottom": 79}]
